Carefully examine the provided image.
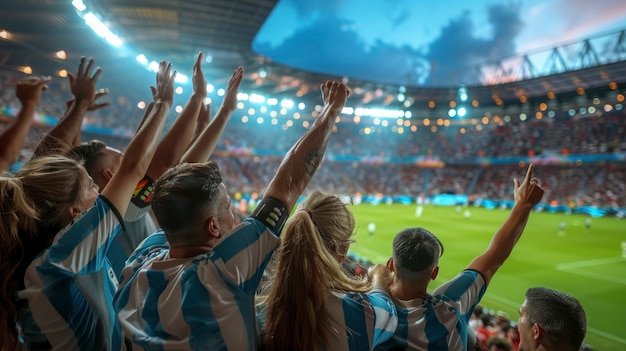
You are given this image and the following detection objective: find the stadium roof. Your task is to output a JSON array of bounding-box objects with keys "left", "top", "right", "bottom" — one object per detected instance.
[{"left": 1, "top": 0, "right": 626, "bottom": 115}]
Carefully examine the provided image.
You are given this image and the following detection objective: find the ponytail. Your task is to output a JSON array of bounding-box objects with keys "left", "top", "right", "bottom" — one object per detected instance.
[{"left": 261, "top": 191, "right": 371, "bottom": 351}]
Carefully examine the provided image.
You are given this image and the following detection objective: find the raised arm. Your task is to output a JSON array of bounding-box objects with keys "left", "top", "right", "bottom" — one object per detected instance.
[
  {"left": 146, "top": 53, "right": 206, "bottom": 179},
  {"left": 101, "top": 61, "right": 175, "bottom": 216},
  {"left": 181, "top": 66, "right": 243, "bottom": 163},
  {"left": 264, "top": 81, "right": 349, "bottom": 212},
  {"left": 467, "top": 164, "right": 544, "bottom": 285},
  {"left": 0, "top": 76, "right": 51, "bottom": 170},
  {"left": 33, "top": 57, "right": 102, "bottom": 158},
  {"left": 64, "top": 89, "right": 110, "bottom": 147}
]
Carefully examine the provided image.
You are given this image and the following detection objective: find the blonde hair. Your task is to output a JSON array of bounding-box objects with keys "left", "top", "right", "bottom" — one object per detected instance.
[
  {"left": 0, "top": 155, "right": 83, "bottom": 349},
  {"left": 260, "top": 191, "right": 371, "bottom": 351}
]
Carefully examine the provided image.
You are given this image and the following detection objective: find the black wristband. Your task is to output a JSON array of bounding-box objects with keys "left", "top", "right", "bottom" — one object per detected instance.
[
  {"left": 251, "top": 197, "right": 289, "bottom": 235},
  {"left": 130, "top": 175, "right": 155, "bottom": 208}
]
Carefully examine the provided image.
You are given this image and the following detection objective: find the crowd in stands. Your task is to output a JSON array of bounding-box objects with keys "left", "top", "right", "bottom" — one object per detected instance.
[{"left": 0, "top": 53, "right": 600, "bottom": 351}]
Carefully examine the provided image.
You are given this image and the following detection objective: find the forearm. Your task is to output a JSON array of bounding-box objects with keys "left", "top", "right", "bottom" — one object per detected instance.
[
  {"left": 0, "top": 103, "right": 36, "bottom": 170},
  {"left": 468, "top": 203, "right": 532, "bottom": 283},
  {"left": 146, "top": 94, "right": 202, "bottom": 178},
  {"left": 264, "top": 103, "right": 340, "bottom": 210},
  {"left": 33, "top": 99, "right": 90, "bottom": 157},
  {"left": 120, "top": 101, "right": 171, "bottom": 179},
  {"left": 487, "top": 204, "right": 531, "bottom": 261},
  {"left": 180, "top": 105, "right": 232, "bottom": 163}
]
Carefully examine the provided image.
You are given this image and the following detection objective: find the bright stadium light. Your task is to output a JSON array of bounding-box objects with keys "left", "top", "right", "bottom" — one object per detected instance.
[
  {"left": 83, "top": 13, "right": 122, "bottom": 47},
  {"left": 457, "top": 107, "right": 467, "bottom": 117},
  {"left": 136, "top": 54, "right": 148, "bottom": 65},
  {"left": 249, "top": 93, "right": 265, "bottom": 103},
  {"left": 448, "top": 109, "right": 457, "bottom": 117},
  {"left": 206, "top": 83, "right": 214, "bottom": 93},
  {"left": 280, "top": 99, "right": 294, "bottom": 109},
  {"left": 174, "top": 74, "right": 188, "bottom": 84},
  {"left": 148, "top": 61, "right": 159, "bottom": 72},
  {"left": 342, "top": 107, "right": 354, "bottom": 115},
  {"left": 72, "top": 0, "right": 86, "bottom": 11}
]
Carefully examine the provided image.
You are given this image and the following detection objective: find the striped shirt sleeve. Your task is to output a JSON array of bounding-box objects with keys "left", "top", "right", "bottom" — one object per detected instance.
[
  {"left": 211, "top": 217, "right": 281, "bottom": 294},
  {"left": 44, "top": 195, "right": 124, "bottom": 274},
  {"left": 367, "top": 288, "right": 399, "bottom": 346}
]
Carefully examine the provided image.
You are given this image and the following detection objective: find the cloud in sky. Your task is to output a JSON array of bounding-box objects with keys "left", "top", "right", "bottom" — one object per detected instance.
[{"left": 254, "top": 0, "right": 622, "bottom": 86}]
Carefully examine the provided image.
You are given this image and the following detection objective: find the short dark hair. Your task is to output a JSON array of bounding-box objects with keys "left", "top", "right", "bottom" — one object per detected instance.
[
  {"left": 392, "top": 227, "right": 444, "bottom": 275},
  {"left": 525, "top": 287, "right": 586, "bottom": 350},
  {"left": 66, "top": 140, "right": 107, "bottom": 177},
  {"left": 152, "top": 161, "right": 223, "bottom": 239}
]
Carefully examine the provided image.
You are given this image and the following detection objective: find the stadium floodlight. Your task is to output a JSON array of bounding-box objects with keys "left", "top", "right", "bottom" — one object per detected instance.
[
  {"left": 249, "top": 93, "right": 265, "bottom": 103},
  {"left": 136, "top": 54, "right": 149, "bottom": 65},
  {"left": 342, "top": 107, "right": 354, "bottom": 115},
  {"left": 72, "top": 0, "right": 86, "bottom": 11},
  {"left": 148, "top": 61, "right": 159, "bottom": 72},
  {"left": 174, "top": 74, "right": 188, "bottom": 84},
  {"left": 354, "top": 107, "right": 405, "bottom": 118},
  {"left": 298, "top": 102, "right": 306, "bottom": 110},
  {"left": 448, "top": 109, "right": 457, "bottom": 117},
  {"left": 280, "top": 99, "right": 294, "bottom": 109},
  {"left": 83, "top": 13, "right": 122, "bottom": 47},
  {"left": 217, "top": 88, "right": 225, "bottom": 97},
  {"left": 457, "top": 107, "right": 467, "bottom": 117},
  {"left": 458, "top": 87, "right": 468, "bottom": 102},
  {"left": 404, "top": 111, "right": 412, "bottom": 118}
]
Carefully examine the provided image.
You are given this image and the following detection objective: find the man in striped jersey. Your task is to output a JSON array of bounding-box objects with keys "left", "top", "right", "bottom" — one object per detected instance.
[
  {"left": 376, "top": 164, "right": 544, "bottom": 351},
  {"left": 113, "top": 80, "right": 351, "bottom": 350}
]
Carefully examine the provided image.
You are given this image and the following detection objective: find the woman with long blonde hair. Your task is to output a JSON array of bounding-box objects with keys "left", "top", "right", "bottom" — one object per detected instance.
[
  {"left": 0, "top": 60, "right": 175, "bottom": 351},
  {"left": 258, "top": 191, "right": 398, "bottom": 351}
]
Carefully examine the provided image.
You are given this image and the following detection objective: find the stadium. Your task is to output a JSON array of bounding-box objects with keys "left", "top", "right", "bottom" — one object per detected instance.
[{"left": 1, "top": 0, "right": 625, "bottom": 350}]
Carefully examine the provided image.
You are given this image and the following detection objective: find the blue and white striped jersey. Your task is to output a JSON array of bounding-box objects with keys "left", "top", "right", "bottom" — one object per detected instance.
[
  {"left": 257, "top": 288, "right": 398, "bottom": 351},
  {"left": 114, "top": 217, "right": 280, "bottom": 351},
  {"left": 374, "top": 270, "right": 486, "bottom": 351},
  {"left": 17, "top": 196, "right": 126, "bottom": 351}
]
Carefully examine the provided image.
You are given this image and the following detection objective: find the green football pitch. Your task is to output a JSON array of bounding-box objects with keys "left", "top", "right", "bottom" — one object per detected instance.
[{"left": 347, "top": 203, "right": 626, "bottom": 351}]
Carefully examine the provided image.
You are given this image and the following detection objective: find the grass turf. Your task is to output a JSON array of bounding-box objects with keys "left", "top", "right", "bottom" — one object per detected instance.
[{"left": 348, "top": 203, "right": 626, "bottom": 351}]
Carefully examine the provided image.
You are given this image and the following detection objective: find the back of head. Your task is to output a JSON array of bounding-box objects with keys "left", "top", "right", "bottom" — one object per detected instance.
[
  {"left": 262, "top": 191, "right": 369, "bottom": 351},
  {"left": 151, "top": 161, "right": 222, "bottom": 244},
  {"left": 392, "top": 227, "right": 444, "bottom": 282},
  {"left": 0, "top": 155, "right": 83, "bottom": 349},
  {"left": 524, "top": 287, "right": 586, "bottom": 350},
  {"left": 66, "top": 140, "right": 108, "bottom": 178}
]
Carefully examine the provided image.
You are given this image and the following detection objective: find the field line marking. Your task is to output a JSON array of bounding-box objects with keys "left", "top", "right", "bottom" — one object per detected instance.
[
  {"left": 557, "top": 268, "right": 626, "bottom": 285},
  {"left": 586, "top": 327, "right": 626, "bottom": 345},
  {"left": 556, "top": 257, "right": 624, "bottom": 270}
]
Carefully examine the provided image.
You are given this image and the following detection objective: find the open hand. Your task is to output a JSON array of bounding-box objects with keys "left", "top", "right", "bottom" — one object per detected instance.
[
  {"left": 222, "top": 66, "right": 243, "bottom": 112},
  {"left": 68, "top": 57, "right": 102, "bottom": 103},
  {"left": 66, "top": 88, "right": 110, "bottom": 111},
  {"left": 193, "top": 52, "right": 207, "bottom": 97},
  {"left": 153, "top": 61, "right": 176, "bottom": 106},
  {"left": 16, "top": 75, "right": 52, "bottom": 105}
]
